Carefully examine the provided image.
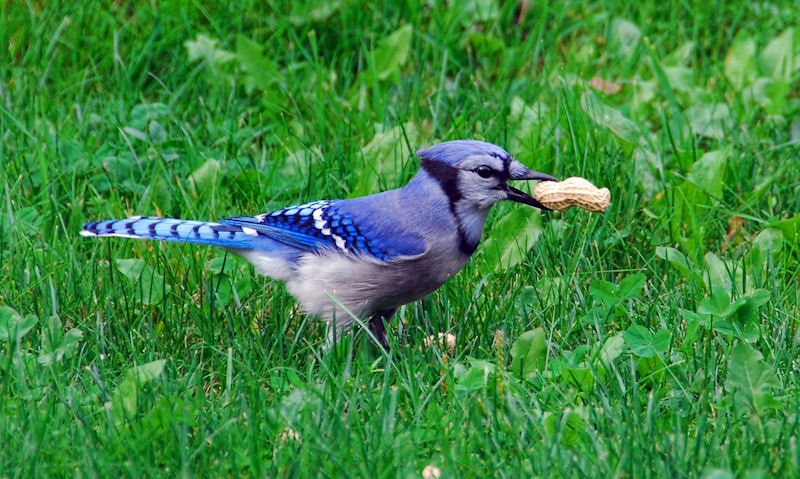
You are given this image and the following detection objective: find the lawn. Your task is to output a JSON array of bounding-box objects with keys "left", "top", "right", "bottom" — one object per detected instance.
[{"left": 2, "top": 1, "right": 799, "bottom": 477}]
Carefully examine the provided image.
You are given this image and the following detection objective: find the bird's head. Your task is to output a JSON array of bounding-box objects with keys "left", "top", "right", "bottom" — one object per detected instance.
[{"left": 416, "top": 140, "right": 557, "bottom": 211}]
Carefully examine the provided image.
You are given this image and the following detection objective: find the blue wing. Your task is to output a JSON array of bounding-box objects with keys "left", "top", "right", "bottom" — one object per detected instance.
[{"left": 221, "top": 199, "right": 426, "bottom": 262}]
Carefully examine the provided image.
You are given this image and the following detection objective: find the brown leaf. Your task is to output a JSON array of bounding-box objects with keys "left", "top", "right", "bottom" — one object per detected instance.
[{"left": 589, "top": 76, "right": 623, "bottom": 95}]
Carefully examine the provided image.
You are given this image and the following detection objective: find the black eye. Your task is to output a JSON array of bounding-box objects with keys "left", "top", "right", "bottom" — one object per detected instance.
[{"left": 474, "top": 165, "right": 494, "bottom": 178}]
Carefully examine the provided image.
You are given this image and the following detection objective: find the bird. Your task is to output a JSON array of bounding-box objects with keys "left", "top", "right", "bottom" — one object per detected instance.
[{"left": 81, "top": 140, "right": 557, "bottom": 349}]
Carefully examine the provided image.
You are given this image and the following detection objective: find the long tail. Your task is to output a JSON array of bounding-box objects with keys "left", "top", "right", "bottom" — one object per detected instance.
[{"left": 81, "top": 216, "right": 262, "bottom": 250}]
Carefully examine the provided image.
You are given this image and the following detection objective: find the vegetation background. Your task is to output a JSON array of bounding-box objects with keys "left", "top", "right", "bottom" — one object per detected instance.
[{"left": 2, "top": 0, "right": 799, "bottom": 476}]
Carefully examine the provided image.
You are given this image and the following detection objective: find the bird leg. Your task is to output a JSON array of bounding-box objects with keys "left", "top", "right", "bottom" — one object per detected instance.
[{"left": 368, "top": 308, "right": 397, "bottom": 350}]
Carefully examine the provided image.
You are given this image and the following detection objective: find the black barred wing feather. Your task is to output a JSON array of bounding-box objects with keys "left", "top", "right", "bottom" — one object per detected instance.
[{"left": 221, "top": 200, "right": 425, "bottom": 262}]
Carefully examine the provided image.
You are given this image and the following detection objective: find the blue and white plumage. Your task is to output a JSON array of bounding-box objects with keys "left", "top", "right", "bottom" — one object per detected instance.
[{"left": 82, "top": 140, "right": 557, "bottom": 348}]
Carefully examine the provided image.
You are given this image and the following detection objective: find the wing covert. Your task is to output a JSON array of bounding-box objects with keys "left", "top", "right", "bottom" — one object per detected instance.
[{"left": 221, "top": 200, "right": 425, "bottom": 262}]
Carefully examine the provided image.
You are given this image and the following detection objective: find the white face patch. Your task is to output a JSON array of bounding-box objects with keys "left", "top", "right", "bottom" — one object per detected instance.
[{"left": 456, "top": 169, "right": 505, "bottom": 209}]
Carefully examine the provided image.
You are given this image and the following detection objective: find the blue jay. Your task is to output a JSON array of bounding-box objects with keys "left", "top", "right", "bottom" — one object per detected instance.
[{"left": 82, "top": 140, "right": 557, "bottom": 348}]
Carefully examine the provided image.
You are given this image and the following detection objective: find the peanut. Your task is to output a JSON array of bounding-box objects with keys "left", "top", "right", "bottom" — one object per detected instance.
[
  {"left": 423, "top": 332, "right": 457, "bottom": 355},
  {"left": 533, "top": 177, "right": 611, "bottom": 213}
]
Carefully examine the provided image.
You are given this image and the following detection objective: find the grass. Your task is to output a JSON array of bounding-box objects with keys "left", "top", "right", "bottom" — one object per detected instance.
[{"left": 2, "top": 0, "right": 800, "bottom": 477}]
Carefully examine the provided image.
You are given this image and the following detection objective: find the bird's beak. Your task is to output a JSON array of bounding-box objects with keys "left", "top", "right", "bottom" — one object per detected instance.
[{"left": 506, "top": 168, "right": 558, "bottom": 210}]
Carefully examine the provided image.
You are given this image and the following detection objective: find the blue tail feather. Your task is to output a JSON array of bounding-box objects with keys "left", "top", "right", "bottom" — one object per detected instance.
[{"left": 81, "top": 217, "right": 261, "bottom": 250}]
